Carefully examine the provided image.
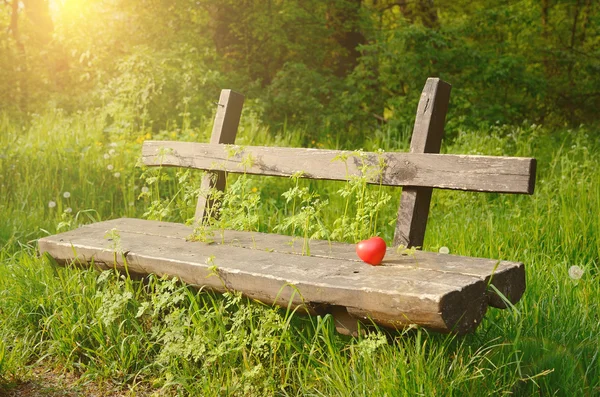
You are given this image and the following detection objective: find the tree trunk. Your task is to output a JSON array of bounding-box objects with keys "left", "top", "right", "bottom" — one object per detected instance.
[
  {"left": 579, "top": 0, "right": 592, "bottom": 43},
  {"left": 569, "top": 0, "right": 583, "bottom": 50},
  {"left": 541, "top": 0, "right": 549, "bottom": 39},
  {"left": 22, "top": 0, "right": 54, "bottom": 45},
  {"left": 9, "top": 0, "right": 27, "bottom": 111},
  {"left": 540, "top": 0, "right": 552, "bottom": 83},
  {"left": 326, "top": 0, "right": 366, "bottom": 77},
  {"left": 208, "top": 2, "right": 238, "bottom": 63},
  {"left": 9, "top": 0, "right": 22, "bottom": 46}
]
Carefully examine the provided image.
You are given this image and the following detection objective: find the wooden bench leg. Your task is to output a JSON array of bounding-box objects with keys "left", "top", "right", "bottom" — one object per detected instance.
[{"left": 329, "top": 305, "right": 361, "bottom": 337}]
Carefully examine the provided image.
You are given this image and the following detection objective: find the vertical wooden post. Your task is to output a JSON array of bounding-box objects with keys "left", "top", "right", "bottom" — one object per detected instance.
[
  {"left": 194, "top": 90, "right": 245, "bottom": 223},
  {"left": 393, "top": 78, "right": 451, "bottom": 248}
]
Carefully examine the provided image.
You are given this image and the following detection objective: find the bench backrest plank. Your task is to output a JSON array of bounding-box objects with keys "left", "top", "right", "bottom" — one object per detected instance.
[
  {"left": 142, "top": 142, "right": 535, "bottom": 194},
  {"left": 141, "top": 78, "right": 537, "bottom": 248}
]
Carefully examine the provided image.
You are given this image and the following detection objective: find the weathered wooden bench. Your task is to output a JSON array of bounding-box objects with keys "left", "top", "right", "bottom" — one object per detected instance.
[{"left": 38, "top": 78, "right": 536, "bottom": 335}]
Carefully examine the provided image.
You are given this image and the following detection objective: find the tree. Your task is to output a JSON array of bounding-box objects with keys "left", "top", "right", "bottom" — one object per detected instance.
[{"left": 326, "top": 0, "right": 366, "bottom": 77}]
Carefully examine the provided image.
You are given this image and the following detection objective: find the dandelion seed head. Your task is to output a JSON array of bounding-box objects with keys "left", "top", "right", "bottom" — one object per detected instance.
[
  {"left": 568, "top": 265, "right": 584, "bottom": 280},
  {"left": 107, "top": 164, "right": 114, "bottom": 171},
  {"left": 64, "top": 207, "right": 72, "bottom": 213},
  {"left": 109, "top": 142, "right": 117, "bottom": 147},
  {"left": 103, "top": 153, "right": 110, "bottom": 159},
  {"left": 141, "top": 186, "right": 149, "bottom": 193},
  {"left": 439, "top": 246, "right": 450, "bottom": 254},
  {"left": 48, "top": 201, "right": 56, "bottom": 208},
  {"left": 63, "top": 191, "right": 71, "bottom": 198},
  {"left": 114, "top": 172, "right": 121, "bottom": 178},
  {"left": 109, "top": 149, "right": 116, "bottom": 155}
]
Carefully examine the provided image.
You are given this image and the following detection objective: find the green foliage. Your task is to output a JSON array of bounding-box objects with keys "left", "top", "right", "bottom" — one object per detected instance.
[
  {"left": 3, "top": 0, "right": 598, "bottom": 136},
  {"left": 1, "top": 0, "right": 600, "bottom": 393},
  {"left": 274, "top": 172, "right": 329, "bottom": 255},
  {"left": 330, "top": 150, "right": 392, "bottom": 243},
  {"left": 1, "top": 110, "right": 600, "bottom": 394},
  {"left": 219, "top": 174, "right": 262, "bottom": 233},
  {"left": 265, "top": 63, "right": 337, "bottom": 130},
  {"left": 102, "top": 44, "right": 224, "bottom": 136}
]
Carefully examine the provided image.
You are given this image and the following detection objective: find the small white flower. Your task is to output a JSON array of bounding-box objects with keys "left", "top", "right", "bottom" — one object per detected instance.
[
  {"left": 114, "top": 172, "right": 121, "bottom": 178},
  {"left": 63, "top": 191, "right": 71, "bottom": 199},
  {"left": 64, "top": 207, "right": 72, "bottom": 213},
  {"left": 439, "top": 246, "right": 450, "bottom": 254},
  {"left": 103, "top": 153, "right": 110, "bottom": 159},
  {"left": 568, "top": 265, "right": 584, "bottom": 280},
  {"left": 141, "top": 186, "right": 149, "bottom": 193},
  {"left": 107, "top": 164, "right": 114, "bottom": 171},
  {"left": 109, "top": 149, "right": 116, "bottom": 155},
  {"left": 48, "top": 201, "right": 56, "bottom": 208}
]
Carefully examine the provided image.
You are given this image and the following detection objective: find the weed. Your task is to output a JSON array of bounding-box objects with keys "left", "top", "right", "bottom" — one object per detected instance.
[
  {"left": 0, "top": 113, "right": 599, "bottom": 395},
  {"left": 274, "top": 172, "right": 329, "bottom": 255},
  {"left": 330, "top": 150, "right": 392, "bottom": 243}
]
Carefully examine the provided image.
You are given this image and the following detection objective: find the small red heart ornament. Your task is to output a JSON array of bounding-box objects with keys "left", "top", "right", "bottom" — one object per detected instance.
[{"left": 356, "top": 236, "right": 387, "bottom": 265}]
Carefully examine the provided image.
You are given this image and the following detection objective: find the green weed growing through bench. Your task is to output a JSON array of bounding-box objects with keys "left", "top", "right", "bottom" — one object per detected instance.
[
  {"left": 330, "top": 150, "right": 392, "bottom": 243},
  {"left": 2, "top": 112, "right": 598, "bottom": 394}
]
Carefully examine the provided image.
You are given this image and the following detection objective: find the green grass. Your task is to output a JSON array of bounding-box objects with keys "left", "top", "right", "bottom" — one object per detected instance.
[{"left": 0, "top": 110, "right": 599, "bottom": 395}]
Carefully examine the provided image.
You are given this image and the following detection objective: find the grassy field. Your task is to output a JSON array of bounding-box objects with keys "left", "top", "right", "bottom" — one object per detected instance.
[{"left": 0, "top": 109, "right": 599, "bottom": 396}]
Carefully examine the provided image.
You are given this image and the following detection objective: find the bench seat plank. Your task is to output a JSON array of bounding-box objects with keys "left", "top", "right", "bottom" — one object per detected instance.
[
  {"left": 72, "top": 218, "right": 524, "bottom": 309},
  {"left": 38, "top": 218, "right": 525, "bottom": 334}
]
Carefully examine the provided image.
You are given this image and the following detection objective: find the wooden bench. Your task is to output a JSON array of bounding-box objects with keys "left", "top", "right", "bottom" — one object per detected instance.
[{"left": 38, "top": 78, "right": 536, "bottom": 335}]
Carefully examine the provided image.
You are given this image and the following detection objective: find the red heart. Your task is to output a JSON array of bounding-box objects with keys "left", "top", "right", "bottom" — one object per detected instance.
[{"left": 356, "top": 237, "right": 387, "bottom": 266}]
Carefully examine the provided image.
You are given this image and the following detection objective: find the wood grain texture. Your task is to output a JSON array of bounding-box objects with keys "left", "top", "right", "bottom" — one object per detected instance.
[
  {"left": 88, "top": 218, "right": 525, "bottom": 308},
  {"left": 394, "top": 78, "right": 451, "bottom": 248},
  {"left": 194, "top": 90, "right": 244, "bottom": 223},
  {"left": 37, "top": 79, "right": 535, "bottom": 335},
  {"left": 142, "top": 141, "right": 535, "bottom": 194},
  {"left": 38, "top": 218, "right": 527, "bottom": 333}
]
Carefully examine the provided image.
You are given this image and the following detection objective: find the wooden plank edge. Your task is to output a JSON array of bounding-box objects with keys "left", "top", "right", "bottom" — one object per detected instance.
[
  {"left": 121, "top": 251, "right": 466, "bottom": 333},
  {"left": 347, "top": 276, "right": 489, "bottom": 335},
  {"left": 38, "top": 236, "right": 490, "bottom": 334},
  {"left": 48, "top": 219, "right": 526, "bottom": 300},
  {"left": 528, "top": 157, "right": 537, "bottom": 194},
  {"left": 141, "top": 141, "right": 536, "bottom": 194},
  {"left": 484, "top": 263, "right": 526, "bottom": 308}
]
